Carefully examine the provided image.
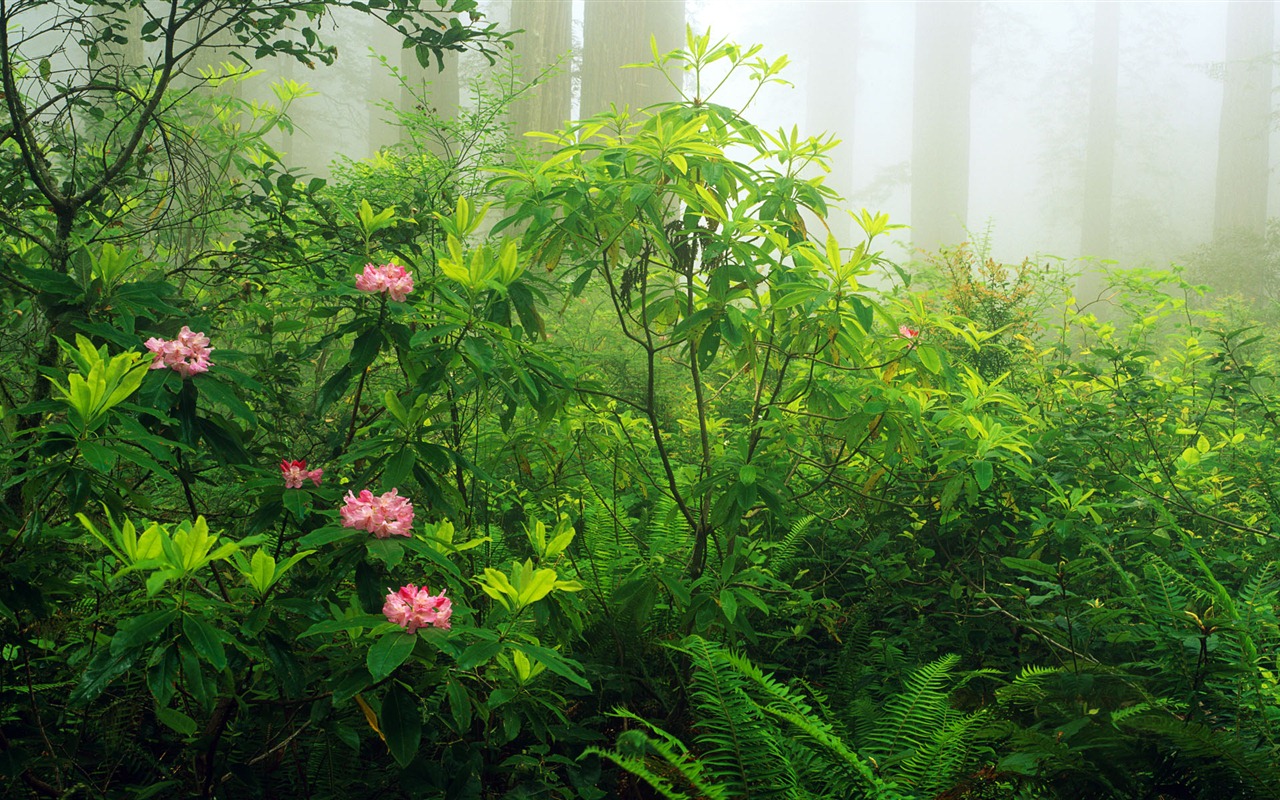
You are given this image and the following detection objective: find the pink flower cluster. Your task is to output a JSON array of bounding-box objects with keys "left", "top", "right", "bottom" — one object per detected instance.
[
  {"left": 383, "top": 584, "right": 453, "bottom": 633},
  {"left": 144, "top": 326, "right": 212, "bottom": 378},
  {"left": 340, "top": 488, "right": 414, "bottom": 538},
  {"left": 355, "top": 263, "right": 414, "bottom": 302},
  {"left": 898, "top": 325, "right": 920, "bottom": 345},
  {"left": 281, "top": 459, "right": 323, "bottom": 489}
]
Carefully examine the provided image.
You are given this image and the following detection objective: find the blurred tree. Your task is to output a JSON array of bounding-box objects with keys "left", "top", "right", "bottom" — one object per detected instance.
[
  {"left": 511, "top": 0, "right": 573, "bottom": 144},
  {"left": 0, "top": 0, "right": 504, "bottom": 435},
  {"left": 1214, "top": 0, "right": 1273, "bottom": 239},
  {"left": 804, "top": 1, "right": 858, "bottom": 240},
  {"left": 580, "top": 0, "right": 684, "bottom": 117},
  {"left": 400, "top": 47, "right": 460, "bottom": 139},
  {"left": 1080, "top": 0, "right": 1118, "bottom": 260},
  {"left": 911, "top": 0, "right": 975, "bottom": 252}
]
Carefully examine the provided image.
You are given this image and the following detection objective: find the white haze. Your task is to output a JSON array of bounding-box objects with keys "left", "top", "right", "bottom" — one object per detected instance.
[{"left": 257, "top": 0, "right": 1279, "bottom": 269}]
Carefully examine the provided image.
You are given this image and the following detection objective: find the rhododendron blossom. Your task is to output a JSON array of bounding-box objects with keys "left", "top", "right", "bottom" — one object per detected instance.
[
  {"left": 144, "top": 326, "right": 212, "bottom": 378},
  {"left": 340, "top": 488, "right": 414, "bottom": 538},
  {"left": 383, "top": 584, "right": 453, "bottom": 633},
  {"left": 898, "top": 325, "right": 920, "bottom": 344},
  {"left": 280, "top": 459, "right": 323, "bottom": 489},
  {"left": 355, "top": 262, "right": 415, "bottom": 302}
]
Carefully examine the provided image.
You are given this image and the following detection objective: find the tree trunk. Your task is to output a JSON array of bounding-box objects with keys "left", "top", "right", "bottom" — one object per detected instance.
[
  {"left": 910, "top": 1, "right": 975, "bottom": 253},
  {"left": 1080, "top": 1, "right": 1119, "bottom": 260},
  {"left": 510, "top": 0, "right": 573, "bottom": 143},
  {"left": 580, "top": 0, "right": 685, "bottom": 118},
  {"left": 804, "top": 2, "right": 858, "bottom": 240},
  {"left": 1214, "top": 0, "right": 1273, "bottom": 238},
  {"left": 400, "top": 48, "right": 459, "bottom": 131}
]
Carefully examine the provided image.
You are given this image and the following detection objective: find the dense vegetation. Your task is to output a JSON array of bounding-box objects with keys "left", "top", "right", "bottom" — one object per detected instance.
[{"left": 2, "top": 6, "right": 1279, "bottom": 798}]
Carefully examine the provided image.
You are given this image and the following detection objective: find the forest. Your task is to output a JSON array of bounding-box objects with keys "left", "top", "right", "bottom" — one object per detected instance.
[{"left": 1, "top": 1, "right": 1279, "bottom": 798}]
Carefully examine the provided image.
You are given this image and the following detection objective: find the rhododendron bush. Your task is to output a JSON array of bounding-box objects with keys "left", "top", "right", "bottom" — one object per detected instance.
[{"left": 5, "top": 21, "right": 1280, "bottom": 800}]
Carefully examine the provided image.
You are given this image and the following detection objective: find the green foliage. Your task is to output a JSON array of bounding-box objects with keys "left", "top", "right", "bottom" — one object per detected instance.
[{"left": 3, "top": 17, "right": 1280, "bottom": 800}]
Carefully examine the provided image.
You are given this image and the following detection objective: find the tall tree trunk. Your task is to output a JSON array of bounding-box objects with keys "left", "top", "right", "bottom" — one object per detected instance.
[
  {"left": 1214, "top": 0, "right": 1274, "bottom": 238},
  {"left": 399, "top": 48, "right": 459, "bottom": 131},
  {"left": 910, "top": 1, "right": 974, "bottom": 253},
  {"left": 580, "top": 0, "right": 685, "bottom": 118},
  {"left": 1080, "top": 1, "right": 1119, "bottom": 260},
  {"left": 804, "top": 2, "right": 858, "bottom": 240},
  {"left": 511, "top": 0, "right": 573, "bottom": 144}
]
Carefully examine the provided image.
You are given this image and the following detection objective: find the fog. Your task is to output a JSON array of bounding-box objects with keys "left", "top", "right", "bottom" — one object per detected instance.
[{"left": 262, "top": 0, "right": 1279, "bottom": 271}]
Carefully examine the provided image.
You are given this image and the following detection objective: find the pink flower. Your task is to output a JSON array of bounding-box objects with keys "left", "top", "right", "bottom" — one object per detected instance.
[
  {"left": 898, "top": 325, "right": 920, "bottom": 345},
  {"left": 280, "top": 459, "right": 323, "bottom": 489},
  {"left": 355, "top": 263, "right": 414, "bottom": 302},
  {"left": 339, "top": 488, "right": 414, "bottom": 538},
  {"left": 144, "top": 326, "right": 212, "bottom": 378},
  {"left": 383, "top": 584, "right": 453, "bottom": 633}
]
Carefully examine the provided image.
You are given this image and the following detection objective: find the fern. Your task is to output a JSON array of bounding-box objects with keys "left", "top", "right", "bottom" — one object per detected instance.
[
  {"left": 1121, "top": 711, "right": 1280, "bottom": 798},
  {"left": 717, "top": 647, "right": 907, "bottom": 799},
  {"left": 860, "top": 654, "right": 960, "bottom": 765},
  {"left": 770, "top": 514, "right": 816, "bottom": 577},
  {"left": 586, "top": 709, "right": 731, "bottom": 800},
  {"left": 677, "top": 636, "right": 800, "bottom": 799}
]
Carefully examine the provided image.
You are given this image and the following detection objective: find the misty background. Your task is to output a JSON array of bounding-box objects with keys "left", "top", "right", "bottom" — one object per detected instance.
[{"left": 249, "top": 1, "right": 1280, "bottom": 279}]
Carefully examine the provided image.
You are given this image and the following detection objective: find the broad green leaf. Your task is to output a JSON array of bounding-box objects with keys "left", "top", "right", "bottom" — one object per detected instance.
[
  {"left": 182, "top": 615, "right": 227, "bottom": 671},
  {"left": 516, "top": 567, "right": 557, "bottom": 607},
  {"left": 456, "top": 641, "right": 504, "bottom": 670},
  {"left": 719, "top": 588, "right": 738, "bottom": 624},
  {"left": 445, "top": 677, "right": 471, "bottom": 733},
  {"left": 155, "top": 706, "right": 197, "bottom": 736},
  {"left": 508, "top": 642, "right": 590, "bottom": 690},
  {"left": 917, "top": 344, "right": 942, "bottom": 374},
  {"left": 111, "top": 608, "right": 178, "bottom": 655},
  {"left": 973, "top": 460, "right": 994, "bottom": 491},
  {"left": 381, "top": 684, "right": 421, "bottom": 767},
  {"left": 367, "top": 631, "right": 416, "bottom": 681}
]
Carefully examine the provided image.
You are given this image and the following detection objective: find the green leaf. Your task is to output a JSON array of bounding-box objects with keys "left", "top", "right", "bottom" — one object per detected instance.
[
  {"left": 973, "top": 460, "right": 993, "bottom": 491},
  {"left": 917, "top": 344, "right": 942, "bottom": 374},
  {"left": 381, "top": 683, "right": 421, "bottom": 767},
  {"left": 182, "top": 615, "right": 227, "bottom": 671},
  {"left": 446, "top": 677, "right": 472, "bottom": 733},
  {"left": 719, "top": 588, "right": 738, "bottom": 624},
  {"left": 155, "top": 705, "right": 197, "bottom": 736},
  {"left": 366, "top": 538, "right": 404, "bottom": 570},
  {"left": 282, "top": 489, "right": 308, "bottom": 522},
  {"left": 71, "top": 648, "right": 137, "bottom": 705},
  {"left": 349, "top": 327, "right": 383, "bottom": 372},
  {"left": 297, "top": 525, "right": 358, "bottom": 548},
  {"left": 456, "top": 641, "right": 504, "bottom": 670},
  {"left": 1000, "top": 557, "right": 1058, "bottom": 580},
  {"left": 198, "top": 377, "right": 257, "bottom": 426},
  {"left": 507, "top": 642, "right": 590, "bottom": 690},
  {"left": 515, "top": 566, "right": 557, "bottom": 607},
  {"left": 78, "top": 440, "right": 119, "bottom": 472},
  {"left": 367, "top": 631, "right": 416, "bottom": 682},
  {"left": 299, "top": 614, "right": 387, "bottom": 638},
  {"left": 111, "top": 608, "right": 178, "bottom": 656}
]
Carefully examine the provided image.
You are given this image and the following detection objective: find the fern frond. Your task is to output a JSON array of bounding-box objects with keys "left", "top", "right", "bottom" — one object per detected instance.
[
  {"left": 771, "top": 514, "right": 816, "bottom": 576},
  {"left": 994, "top": 664, "right": 1063, "bottom": 709},
  {"left": 677, "top": 636, "right": 801, "bottom": 799},
  {"left": 864, "top": 654, "right": 960, "bottom": 762},
  {"left": 895, "top": 709, "right": 991, "bottom": 794},
  {"left": 1121, "top": 711, "right": 1280, "bottom": 797},
  {"left": 586, "top": 747, "right": 696, "bottom": 800},
  {"left": 715, "top": 648, "right": 907, "bottom": 799}
]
